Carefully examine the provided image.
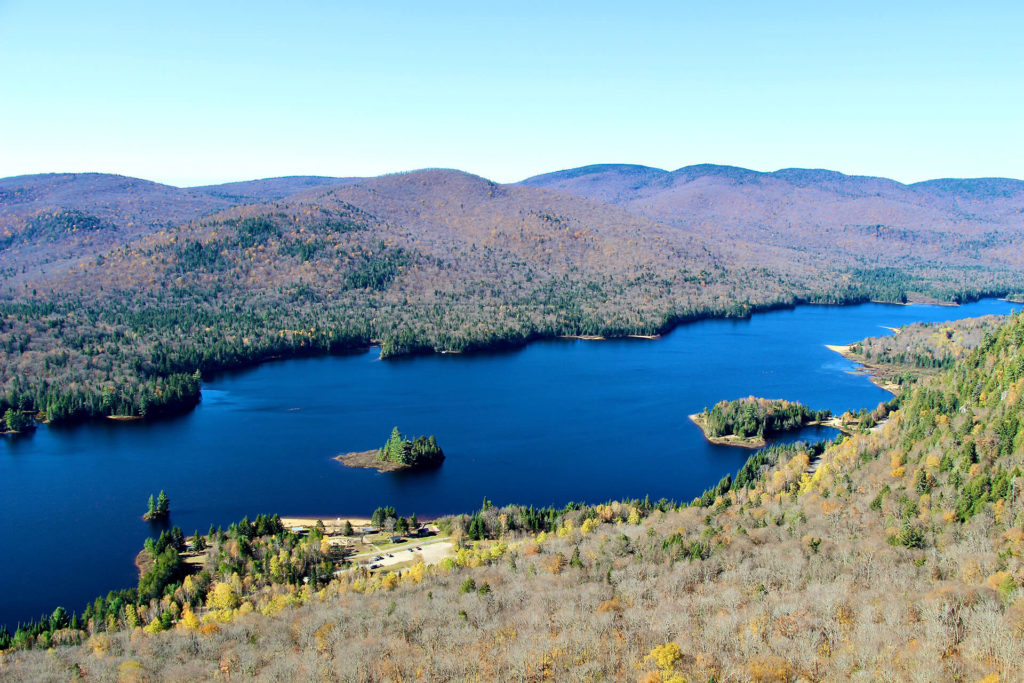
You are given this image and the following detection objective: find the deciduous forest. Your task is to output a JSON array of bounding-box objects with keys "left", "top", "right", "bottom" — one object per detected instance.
[
  {"left": 2, "top": 167, "right": 1024, "bottom": 424},
  {"left": 6, "top": 309, "right": 1024, "bottom": 679}
]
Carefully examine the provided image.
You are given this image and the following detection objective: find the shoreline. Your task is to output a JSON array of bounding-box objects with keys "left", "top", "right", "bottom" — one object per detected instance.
[
  {"left": 335, "top": 450, "right": 412, "bottom": 472},
  {"left": 689, "top": 410, "right": 851, "bottom": 450},
  {"left": 279, "top": 515, "right": 373, "bottom": 532},
  {"left": 688, "top": 413, "right": 766, "bottom": 449},
  {"left": 824, "top": 343, "right": 901, "bottom": 395},
  {"left": 29, "top": 294, "right": 1011, "bottom": 429},
  {"left": 278, "top": 514, "right": 439, "bottom": 529}
]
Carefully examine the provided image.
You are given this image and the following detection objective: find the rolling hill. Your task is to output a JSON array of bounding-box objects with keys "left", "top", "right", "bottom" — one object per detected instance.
[
  {"left": 0, "top": 173, "right": 361, "bottom": 277},
  {"left": 520, "top": 164, "right": 1024, "bottom": 276},
  {"left": 2, "top": 165, "right": 1024, "bottom": 425}
]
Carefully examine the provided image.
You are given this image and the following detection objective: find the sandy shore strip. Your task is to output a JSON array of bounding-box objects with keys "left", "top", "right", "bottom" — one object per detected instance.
[
  {"left": 825, "top": 343, "right": 851, "bottom": 355},
  {"left": 824, "top": 343, "right": 901, "bottom": 395},
  {"left": 688, "top": 413, "right": 766, "bottom": 449},
  {"left": 335, "top": 450, "right": 410, "bottom": 472},
  {"left": 280, "top": 516, "right": 374, "bottom": 532}
]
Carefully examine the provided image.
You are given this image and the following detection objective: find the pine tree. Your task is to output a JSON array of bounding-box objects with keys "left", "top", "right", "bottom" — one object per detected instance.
[
  {"left": 156, "top": 490, "right": 170, "bottom": 516},
  {"left": 570, "top": 546, "right": 583, "bottom": 569}
]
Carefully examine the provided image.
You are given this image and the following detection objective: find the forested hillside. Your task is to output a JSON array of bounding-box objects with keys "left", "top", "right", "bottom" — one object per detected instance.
[
  {"left": 5, "top": 312, "right": 1024, "bottom": 680},
  {"left": 836, "top": 314, "right": 1009, "bottom": 392},
  {"left": 2, "top": 166, "right": 1024, "bottom": 424},
  {"left": 522, "top": 164, "right": 1024, "bottom": 300},
  {"left": 0, "top": 173, "right": 358, "bottom": 279}
]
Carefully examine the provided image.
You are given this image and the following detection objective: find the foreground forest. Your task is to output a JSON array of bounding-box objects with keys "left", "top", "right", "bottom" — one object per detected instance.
[
  {"left": 2, "top": 165, "right": 1024, "bottom": 423},
  {"left": 4, "top": 311, "right": 1024, "bottom": 680}
]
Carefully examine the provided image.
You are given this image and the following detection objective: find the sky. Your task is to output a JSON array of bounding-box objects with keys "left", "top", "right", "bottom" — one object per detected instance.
[{"left": 0, "top": 1, "right": 1021, "bottom": 186}]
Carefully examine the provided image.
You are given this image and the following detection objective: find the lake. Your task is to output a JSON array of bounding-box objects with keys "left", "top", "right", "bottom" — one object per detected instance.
[{"left": 0, "top": 298, "right": 1018, "bottom": 628}]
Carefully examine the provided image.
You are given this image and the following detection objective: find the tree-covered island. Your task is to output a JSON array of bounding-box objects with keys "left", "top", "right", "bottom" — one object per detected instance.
[
  {"left": 143, "top": 491, "right": 170, "bottom": 521},
  {"left": 2, "top": 408, "right": 35, "bottom": 434},
  {"left": 336, "top": 427, "right": 445, "bottom": 472},
  {"left": 690, "top": 396, "right": 831, "bottom": 448}
]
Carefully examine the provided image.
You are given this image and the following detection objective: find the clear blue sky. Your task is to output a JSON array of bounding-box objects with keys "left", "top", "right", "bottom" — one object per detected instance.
[{"left": 1, "top": 1, "right": 1021, "bottom": 186}]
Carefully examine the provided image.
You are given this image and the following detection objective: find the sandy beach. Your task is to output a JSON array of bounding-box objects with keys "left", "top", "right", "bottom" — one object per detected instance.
[{"left": 279, "top": 515, "right": 374, "bottom": 532}]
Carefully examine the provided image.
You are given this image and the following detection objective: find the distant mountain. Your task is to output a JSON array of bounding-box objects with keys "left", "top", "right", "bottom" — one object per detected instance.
[
  {"left": 192, "top": 176, "right": 363, "bottom": 202},
  {"left": 910, "top": 177, "right": 1024, "bottom": 199},
  {"left": 0, "top": 172, "right": 232, "bottom": 229},
  {"left": 521, "top": 163, "right": 1024, "bottom": 205},
  {"left": 518, "top": 164, "right": 1024, "bottom": 270},
  {"left": 0, "top": 173, "right": 244, "bottom": 270},
  {"left": 0, "top": 173, "right": 364, "bottom": 272},
  {"left": 518, "top": 164, "right": 669, "bottom": 203}
]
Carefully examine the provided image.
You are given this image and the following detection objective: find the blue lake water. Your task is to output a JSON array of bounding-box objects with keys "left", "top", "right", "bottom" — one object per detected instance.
[{"left": 0, "top": 298, "right": 1018, "bottom": 628}]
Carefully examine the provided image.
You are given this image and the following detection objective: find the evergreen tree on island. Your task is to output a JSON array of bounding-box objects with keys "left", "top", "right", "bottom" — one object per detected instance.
[
  {"left": 143, "top": 490, "right": 170, "bottom": 521},
  {"left": 3, "top": 408, "right": 32, "bottom": 433},
  {"left": 378, "top": 427, "right": 445, "bottom": 468}
]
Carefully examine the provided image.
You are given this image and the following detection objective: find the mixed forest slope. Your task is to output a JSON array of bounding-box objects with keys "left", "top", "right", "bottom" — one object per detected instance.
[
  {"left": 522, "top": 164, "right": 1024, "bottom": 299},
  {"left": 0, "top": 173, "right": 237, "bottom": 279},
  {"left": 189, "top": 176, "right": 361, "bottom": 203},
  {"left": 5, "top": 313, "right": 1024, "bottom": 680},
  {"left": 837, "top": 314, "right": 1010, "bottom": 392},
  {"left": 0, "top": 173, "right": 360, "bottom": 279},
  {"left": 2, "top": 166, "right": 1024, "bottom": 423}
]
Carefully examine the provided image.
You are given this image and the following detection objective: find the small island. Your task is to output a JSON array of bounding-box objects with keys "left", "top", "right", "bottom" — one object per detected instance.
[
  {"left": 336, "top": 427, "right": 445, "bottom": 472},
  {"left": 2, "top": 408, "right": 36, "bottom": 435},
  {"left": 690, "top": 397, "right": 831, "bottom": 449},
  {"left": 143, "top": 490, "right": 170, "bottom": 521}
]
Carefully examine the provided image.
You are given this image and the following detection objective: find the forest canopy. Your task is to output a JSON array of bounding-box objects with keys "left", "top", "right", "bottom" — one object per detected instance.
[
  {"left": 378, "top": 427, "right": 445, "bottom": 468},
  {"left": 699, "top": 397, "right": 830, "bottom": 439}
]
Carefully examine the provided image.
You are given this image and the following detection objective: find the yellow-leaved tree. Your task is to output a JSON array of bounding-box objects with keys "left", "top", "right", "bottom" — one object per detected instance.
[
  {"left": 645, "top": 643, "right": 685, "bottom": 683},
  {"left": 208, "top": 582, "right": 240, "bottom": 610}
]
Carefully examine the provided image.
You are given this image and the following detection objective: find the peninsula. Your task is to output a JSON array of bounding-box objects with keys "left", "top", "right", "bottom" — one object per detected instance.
[{"left": 826, "top": 314, "right": 1006, "bottom": 394}]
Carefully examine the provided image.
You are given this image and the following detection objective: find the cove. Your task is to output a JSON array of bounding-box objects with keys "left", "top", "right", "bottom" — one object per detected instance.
[{"left": 0, "top": 298, "right": 1018, "bottom": 628}]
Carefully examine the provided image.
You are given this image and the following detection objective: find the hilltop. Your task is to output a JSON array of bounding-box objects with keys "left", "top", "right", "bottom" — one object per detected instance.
[
  {"left": 521, "top": 164, "right": 1024, "bottom": 288},
  {"left": 5, "top": 311, "right": 1024, "bottom": 680}
]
